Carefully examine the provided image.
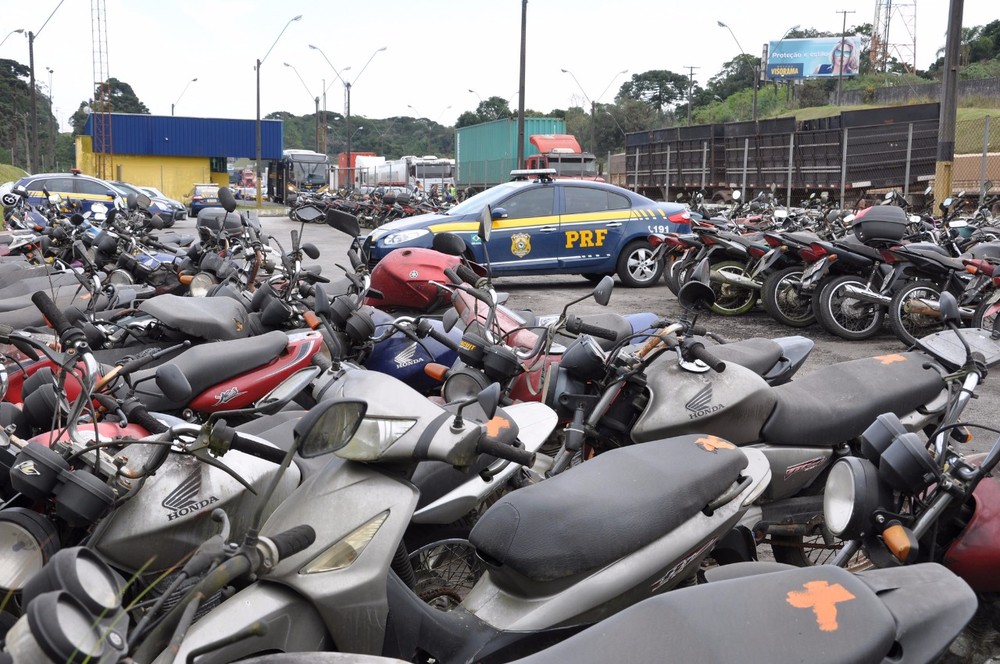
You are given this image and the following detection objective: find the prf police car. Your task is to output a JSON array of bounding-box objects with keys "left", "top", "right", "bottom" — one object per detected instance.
[{"left": 365, "top": 170, "right": 691, "bottom": 287}]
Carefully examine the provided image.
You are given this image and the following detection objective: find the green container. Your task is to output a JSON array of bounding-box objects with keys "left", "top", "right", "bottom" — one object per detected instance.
[{"left": 456, "top": 117, "right": 566, "bottom": 190}]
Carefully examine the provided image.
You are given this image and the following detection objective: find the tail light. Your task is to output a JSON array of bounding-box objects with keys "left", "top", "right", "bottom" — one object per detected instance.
[
  {"left": 799, "top": 243, "right": 827, "bottom": 263},
  {"left": 993, "top": 275, "right": 1000, "bottom": 287},
  {"left": 648, "top": 234, "right": 665, "bottom": 247},
  {"left": 667, "top": 210, "right": 691, "bottom": 224},
  {"left": 191, "top": 195, "right": 204, "bottom": 202},
  {"left": 747, "top": 246, "right": 767, "bottom": 259},
  {"left": 880, "top": 248, "right": 900, "bottom": 264},
  {"left": 701, "top": 235, "right": 716, "bottom": 246},
  {"left": 763, "top": 234, "right": 784, "bottom": 248}
]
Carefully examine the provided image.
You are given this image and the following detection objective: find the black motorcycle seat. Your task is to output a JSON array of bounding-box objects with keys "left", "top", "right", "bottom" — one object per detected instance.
[
  {"left": 894, "top": 244, "right": 965, "bottom": 272},
  {"left": 411, "top": 456, "right": 499, "bottom": 511},
  {"left": 964, "top": 242, "right": 1000, "bottom": 261},
  {"left": 761, "top": 352, "right": 945, "bottom": 447},
  {"left": 139, "top": 294, "right": 252, "bottom": 341},
  {"left": 510, "top": 564, "right": 904, "bottom": 664},
  {"left": 470, "top": 435, "right": 747, "bottom": 586},
  {"left": 779, "top": 230, "right": 821, "bottom": 247},
  {"left": 707, "top": 337, "right": 782, "bottom": 376},
  {"left": 130, "top": 331, "right": 289, "bottom": 411},
  {"left": 833, "top": 235, "right": 885, "bottom": 264}
]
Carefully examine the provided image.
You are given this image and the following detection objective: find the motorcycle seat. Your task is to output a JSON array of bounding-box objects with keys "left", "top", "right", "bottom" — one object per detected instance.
[
  {"left": 470, "top": 435, "right": 746, "bottom": 592},
  {"left": 761, "top": 352, "right": 945, "bottom": 447},
  {"left": 964, "top": 242, "right": 1000, "bottom": 261},
  {"left": 779, "top": 230, "right": 821, "bottom": 247},
  {"left": 139, "top": 293, "right": 252, "bottom": 341},
  {"left": 708, "top": 337, "right": 782, "bottom": 376},
  {"left": 129, "top": 331, "right": 289, "bottom": 412},
  {"left": 893, "top": 244, "right": 965, "bottom": 272},
  {"left": 832, "top": 236, "right": 885, "bottom": 264}
]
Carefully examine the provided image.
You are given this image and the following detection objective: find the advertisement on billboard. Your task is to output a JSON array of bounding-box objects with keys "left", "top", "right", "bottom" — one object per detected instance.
[{"left": 766, "top": 36, "right": 862, "bottom": 80}]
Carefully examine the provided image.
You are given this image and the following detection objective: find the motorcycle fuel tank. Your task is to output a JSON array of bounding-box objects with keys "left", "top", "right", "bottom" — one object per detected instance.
[
  {"left": 90, "top": 445, "right": 300, "bottom": 574},
  {"left": 365, "top": 247, "right": 461, "bottom": 313},
  {"left": 364, "top": 309, "right": 458, "bottom": 394},
  {"left": 631, "top": 360, "right": 776, "bottom": 445},
  {"left": 942, "top": 466, "right": 1000, "bottom": 592}
]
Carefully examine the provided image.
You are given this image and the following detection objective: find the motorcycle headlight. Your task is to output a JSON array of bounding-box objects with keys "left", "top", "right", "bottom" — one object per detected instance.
[
  {"left": 442, "top": 368, "right": 491, "bottom": 403},
  {"left": 188, "top": 272, "right": 217, "bottom": 297},
  {"left": 0, "top": 508, "right": 60, "bottom": 593},
  {"left": 335, "top": 417, "right": 416, "bottom": 461},
  {"left": 383, "top": 229, "right": 430, "bottom": 246},
  {"left": 107, "top": 269, "right": 134, "bottom": 286},
  {"left": 823, "top": 457, "right": 884, "bottom": 538}
]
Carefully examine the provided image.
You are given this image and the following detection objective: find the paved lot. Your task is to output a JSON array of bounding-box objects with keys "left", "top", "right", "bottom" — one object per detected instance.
[{"left": 246, "top": 213, "right": 1000, "bottom": 456}]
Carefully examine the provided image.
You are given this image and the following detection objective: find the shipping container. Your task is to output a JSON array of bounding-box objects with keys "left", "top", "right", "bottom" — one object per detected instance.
[{"left": 455, "top": 117, "right": 566, "bottom": 191}]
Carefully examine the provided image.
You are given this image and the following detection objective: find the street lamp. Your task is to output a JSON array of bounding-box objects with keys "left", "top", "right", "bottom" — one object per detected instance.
[
  {"left": 46, "top": 67, "right": 55, "bottom": 170},
  {"left": 310, "top": 44, "right": 387, "bottom": 190},
  {"left": 171, "top": 77, "right": 197, "bottom": 116},
  {"left": 560, "top": 68, "right": 626, "bottom": 154},
  {"left": 468, "top": 89, "right": 483, "bottom": 105},
  {"left": 284, "top": 63, "right": 321, "bottom": 152},
  {"left": 256, "top": 14, "right": 302, "bottom": 207},
  {"left": 717, "top": 20, "right": 758, "bottom": 122},
  {"left": 29, "top": 2, "right": 65, "bottom": 173},
  {"left": 0, "top": 28, "right": 24, "bottom": 49}
]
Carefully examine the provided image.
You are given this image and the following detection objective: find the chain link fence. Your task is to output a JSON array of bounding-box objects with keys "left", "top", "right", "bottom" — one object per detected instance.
[{"left": 954, "top": 115, "right": 1000, "bottom": 199}]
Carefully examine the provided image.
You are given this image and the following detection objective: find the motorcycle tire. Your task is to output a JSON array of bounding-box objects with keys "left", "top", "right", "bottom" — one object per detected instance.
[
  {"left": 709, "top": 260, "right": 758, "bottom": 316},
  {"left": 664, "top": 255, "right": 692, "bottom": 296},
  {"left": 616, "top": 240, "right": 663, "bottom": 288},
  {"left": 888, "top": 280, "right": 946, "bottom": 347},
  {"left": 972, "top": 295, "right": 1000, "bottom": 333},
  {"left": 405, "top": 524, "right": 482, "bottom": 612},
  {"left": 815, "top": 274, "right": 886, "bottom": 340},
  {"left": 761, "top": 265, "right": 815, "bottom": 328}
]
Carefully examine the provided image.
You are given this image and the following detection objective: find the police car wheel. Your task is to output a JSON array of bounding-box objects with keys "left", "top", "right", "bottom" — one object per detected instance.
[{"left": 616, "top": 240, "right": 663, "bottom": 288}]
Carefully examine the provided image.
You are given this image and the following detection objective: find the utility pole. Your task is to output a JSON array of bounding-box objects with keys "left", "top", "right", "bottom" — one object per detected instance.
[
  {"left": 516, "top": 0, "right": 527, "bottom": 170},
  {"left": 835, "top": 9, "right": 856, "bottom": 106},
  {"left": 684, "top": 65, "right": 699, "bottom": 124},
  {"left": 934, "top": 0, "right": 964, "bottom": 207}
]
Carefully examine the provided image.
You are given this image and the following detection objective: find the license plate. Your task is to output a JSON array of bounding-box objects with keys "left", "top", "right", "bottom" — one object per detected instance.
[{"left": 800, "top": 257, "right": 828, "bottom": 287}]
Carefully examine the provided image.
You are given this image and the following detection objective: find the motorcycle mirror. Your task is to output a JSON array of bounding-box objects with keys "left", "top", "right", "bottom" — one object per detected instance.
[
  {"left": 442, "top": 308, "right": 459, "bottom": 333},
  {"left": 126, "top": 193, "right": 138, "bottom": 210},
  {"left": 295, "top": 205, "right": 324, "bottom": 223},
  {"left": 592, "top": 275, "right": 614, "bottom": 306},
  {"left": 261, "top": 298, "right": 293, "bottom": 328},
  {"left": 432, "top": 232, "right": 466, "bottom": 257},
  {"left": 69, "top": 213, "right": 85, "bottom": 226},
  {"left": 941, "top": 198, "right": 953, "bottom": 210},
  {"left": 218, "top": 187, "right": 238, "bottom": 213},
  {"left": 479, "top": 205, "right": 493, "bottom": 242},
  {"left": 155, "top": 364, "right": 193, "bottom": 403},
  {"left": 293, "top": 398, "right": 368, "bottom": 458},
  {"left": 136, "top": 193, "right": 152, "bottom": 210},
  {"left": 731, "top": 190, "right": 741, "bottom": 201},
  {"left": 13, "top": 185, "right": 27, "bottom": 198},
  {"left": 477, "top": 383, "right": 501, "bottom": 421},
  {"left": 957, "top": 190, "right": 966, "bottom": 198},
  {"left": 148, "top": 214, "right": 165, "bottom": 230},
  {"left": 255, "top": 366, "right": 321, "bottom": 415},
  {"left": 301, "top": 243, "right": 320, "bottom": 260},
  {"left": 677, "top": 279, "right": 716, "bottom": 312},
  {"left": 821, "top": 191, "right": 829, "bottom": 201},
  {"left": 313, "top": 284, "right": 332, "bottom": 318},
  {"left": 938, "top": 292, "right": 961, "bottom": 325},
  {"left": 325, "top": 209, "right": 361, "bottom": 238}
]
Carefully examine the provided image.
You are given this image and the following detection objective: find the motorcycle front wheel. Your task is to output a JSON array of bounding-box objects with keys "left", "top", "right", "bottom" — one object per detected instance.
[
  {"left": 888, "top": 280, "right": 946, "bottom": 347},
  {"left": 406, "top": 525, "right": 482, "bottom": 612},
  {"left": 815, "top": 275, "right": 886, "bottom": 340},
  {"left": 762, "top": 266, "right": 815, "bottom": 328},
  {"left": 709, "top": 260, "right": 757, "bottom": 316}
]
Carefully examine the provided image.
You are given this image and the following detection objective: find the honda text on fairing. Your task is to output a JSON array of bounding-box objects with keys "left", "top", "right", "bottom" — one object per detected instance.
[{"left": 365, "top": 171, "right": 692, "bottom": 288}]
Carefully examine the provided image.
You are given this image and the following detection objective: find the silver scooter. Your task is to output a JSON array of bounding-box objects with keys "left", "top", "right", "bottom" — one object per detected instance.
[{"left": 133, "top": 372, "right": 771, "bottom": 663}]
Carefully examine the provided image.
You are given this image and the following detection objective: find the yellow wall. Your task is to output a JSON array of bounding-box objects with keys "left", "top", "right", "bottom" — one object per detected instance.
[{"left": 74, "top": 137, "right": 230, "bottom": 202}]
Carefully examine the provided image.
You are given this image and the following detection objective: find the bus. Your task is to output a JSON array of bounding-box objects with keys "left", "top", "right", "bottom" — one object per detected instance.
[{"left": 267, "top": 149, "right": 331, "bottom": 203}]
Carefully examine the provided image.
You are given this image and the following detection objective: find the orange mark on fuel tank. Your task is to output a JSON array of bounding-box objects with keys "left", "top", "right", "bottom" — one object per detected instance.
[{"left": 786, "top": 580, "right": 856, "bottom": 632}]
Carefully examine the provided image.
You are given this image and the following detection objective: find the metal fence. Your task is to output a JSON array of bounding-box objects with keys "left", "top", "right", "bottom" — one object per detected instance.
[{"left": 953, "top": 115, "right": 1000, "bottom": 198}]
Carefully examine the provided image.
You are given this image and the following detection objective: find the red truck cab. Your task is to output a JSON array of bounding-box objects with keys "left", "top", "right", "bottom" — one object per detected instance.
[{"left": 524, "top": 134, "right": 603, "bottom": 181}]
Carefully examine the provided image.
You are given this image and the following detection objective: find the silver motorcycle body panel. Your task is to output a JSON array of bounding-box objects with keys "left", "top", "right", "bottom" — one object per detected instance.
[
  {"left": 462, "top": 448, "right": 771, "bottom": 631},
  {"left": 91, "top": 442, "right": 300, "bottom": 574},
  {"left": 748, "top": 444, "right": 833, "bottom": 500},
  {"left": 632, "top": 360, "right": 775, "bottom": 445}
]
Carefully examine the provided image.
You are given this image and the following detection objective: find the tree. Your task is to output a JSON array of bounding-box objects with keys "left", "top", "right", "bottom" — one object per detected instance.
[
  {"left": 617, "top": 70, "right": 690, "bottom": 113},
  {"left": 70, "top": 78, "right": 150, "bottom": 136}
]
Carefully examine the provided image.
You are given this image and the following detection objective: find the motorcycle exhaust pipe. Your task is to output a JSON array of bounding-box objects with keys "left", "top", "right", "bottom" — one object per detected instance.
[
  {"left": 906, "top": 299, "right": 975, "bottom": 320},
  {"left": 709, "top": 268, "right": 761, "bottom": 291},
  {"left": 842, "top": 284, "right": 893, "bottom": 307}
]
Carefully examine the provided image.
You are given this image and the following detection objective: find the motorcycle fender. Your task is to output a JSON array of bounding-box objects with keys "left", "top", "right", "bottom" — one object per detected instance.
[{"left": 152, "top": 583, "right": 332, "bottom": 664}]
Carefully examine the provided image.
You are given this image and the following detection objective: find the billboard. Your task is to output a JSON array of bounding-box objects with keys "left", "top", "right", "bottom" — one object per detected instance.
[{"left": 766, "top": 36, "right": 862, "bottom": 80}]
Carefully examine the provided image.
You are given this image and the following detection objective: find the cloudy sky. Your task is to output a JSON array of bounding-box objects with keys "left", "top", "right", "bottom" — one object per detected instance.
[{"left": 2, "top": 0, "right": 996, "bottom": 132}]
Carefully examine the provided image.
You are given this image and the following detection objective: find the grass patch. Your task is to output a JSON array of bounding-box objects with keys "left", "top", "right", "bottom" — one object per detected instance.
[{"left": 0, "top": 164, "right": 27, "bottom": 184}]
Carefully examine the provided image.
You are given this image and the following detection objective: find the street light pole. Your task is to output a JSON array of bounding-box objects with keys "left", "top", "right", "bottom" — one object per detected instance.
[
  {"left": 28, "top": 1, "right": 65, "bottom": 174},
  {"left": 171, "top": 77, "right": 197, "bottom": 116},
  {"left": 255, "top": 14, "right": 302, "bottom": 207},
  {"left": 310, "top": 45, "right": 386, "bottom": 190},
  {"left": 717, "top": 20, "right": 758, "bottom": 122},
  {"left": 0, "top": 28, "right": 24, "bottom": 50},
  {"left": 284, "top": 63, "right": 321, "bottom": 152},
  {"left": 46, "top": 66, "right": 55, "bottom": 170}
]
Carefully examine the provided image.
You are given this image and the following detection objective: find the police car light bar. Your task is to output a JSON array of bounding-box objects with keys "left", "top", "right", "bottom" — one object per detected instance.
[{"left": 510, "top": 168, "right": 557, "bottom": 181}]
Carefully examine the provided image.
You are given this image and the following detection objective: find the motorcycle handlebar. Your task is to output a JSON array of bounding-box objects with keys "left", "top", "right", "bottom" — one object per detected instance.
[
  {"left": 32, "top": 291, "right": 85, "bottom": 347},
  {"left": 267, "top": 524, "right": 317, "bottom": 560},
  {"left": 122, "top": 400, "right": 169, "bottom": 435},
  {"left": 565, "top": 314, "right": 617, "bottom": 341},
  {"left": 443, "top": 267, "right": 463, "bottom": 285},
  {"left": 686, "top": 341, "right": 726, "bottom": 373},
  {"left": 478, "top": 437, "right": 536, "bottom": 466},
  {"left": 456, "top": 264, "right": 481, "bottom": 287},
  {"left": 348, "top": 249, "right": 364, "bottom": 271},
  {"left": 228, "top": 431, "right": 287, "bottom": 465}
]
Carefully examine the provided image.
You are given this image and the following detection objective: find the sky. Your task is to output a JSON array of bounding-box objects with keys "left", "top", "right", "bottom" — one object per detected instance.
[{"left": 1, "top": 0, "right": 997, "bottom": 135}]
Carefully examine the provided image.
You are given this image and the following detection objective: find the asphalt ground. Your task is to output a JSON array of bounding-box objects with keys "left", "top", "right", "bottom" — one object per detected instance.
[{"left": 244, "top": 213, "right": 1000, "bottom": 457}]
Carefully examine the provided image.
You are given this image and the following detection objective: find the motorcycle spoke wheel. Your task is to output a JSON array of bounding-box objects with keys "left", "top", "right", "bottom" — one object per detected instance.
[
  {"left": 889, "top": 281, "right": 945, "bottom": 347},
  {"left": 816, "top": 275, "right": 885, "bottom": 340},
  {"left": 408, "top": 538, "right": 483, "bottom": 611},
  {"left": 762, "top": 266, "right": 815, "bottom": 327},
  {"left": 709, "top": 261, "right": 757, "bottom": 316},
  {"left": 769, "top": 533, "right": 873, "bottom": 572},
  {"left": 972, "top": 297, "right": 1000, "bottom": 334}
]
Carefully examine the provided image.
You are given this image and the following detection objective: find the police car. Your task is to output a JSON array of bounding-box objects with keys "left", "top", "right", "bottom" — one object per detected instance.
[{"left": 365, "top": 170, "right": 691, "bottom": 287}]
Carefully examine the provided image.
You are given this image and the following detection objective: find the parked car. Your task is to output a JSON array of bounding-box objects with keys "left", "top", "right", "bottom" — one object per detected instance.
[
  {"left": 11, "top": 170, "right": 124, "bottom": 216},
  {"left": 365, "top": 172, "right": 691, "bottom": 287},
  {"left": 138, "top": 186, "right": 187, "bottom": 221},
  {"left": 185, "top": 184, "right": 221, "bottom": 216},
  {"left": 109, "top": 181, "right": 178, "bottom": 226}
]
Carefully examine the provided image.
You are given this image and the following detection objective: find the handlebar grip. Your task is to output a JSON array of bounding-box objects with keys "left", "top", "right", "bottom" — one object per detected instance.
[
  {"left": 566, "top": 315, "right": 618, "bottom": 341},
  {"left": 478, "top": 438, "right": 536, "bottom": 466},
  {"left": 32, "top": 291, "right": 72, "bottom": 336},
  {"left": 229, "top": 433, "right": 287, "bottom": 465},
  {"left": 687, "top": 341, "right": 726, "bottom": 372},
  {"left": 122, "top": 401, "right": 169, "bottom": 435},
  {"left": 269, "top": 524, "right": 317, "bottom": 560},
  {"left": 348, "top": 249, "right": 364, "bottom": 271},
  {"left": 688, "top": 323, "right": 707, "bottom": 336},
  {"left": 456, "top": 264, "right": 481, "bottom": 286},
  {"left": 443, "top": 267, "right": 463, "bottom": 285}
]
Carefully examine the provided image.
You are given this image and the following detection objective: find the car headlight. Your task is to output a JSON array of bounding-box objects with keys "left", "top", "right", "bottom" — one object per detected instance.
[
  {"left": 383, "top": 229, "right": 430, "bottom": 246},
  {"left": 368, "top": 228, "right": 390, "bottom": 243},
  {"left": 335, "top": 417, "right": 417, "bottom": 461},
  {"left": 188, "top": 272, "right": 217, "bottom": 297},
  {"left": 823, "top": 457, "right": 884, "bottom": 538}
]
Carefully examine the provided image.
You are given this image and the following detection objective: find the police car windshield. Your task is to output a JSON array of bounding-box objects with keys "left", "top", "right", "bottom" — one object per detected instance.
[{"left": 446, "top": 182, "right": 523, "bottom": 216}]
